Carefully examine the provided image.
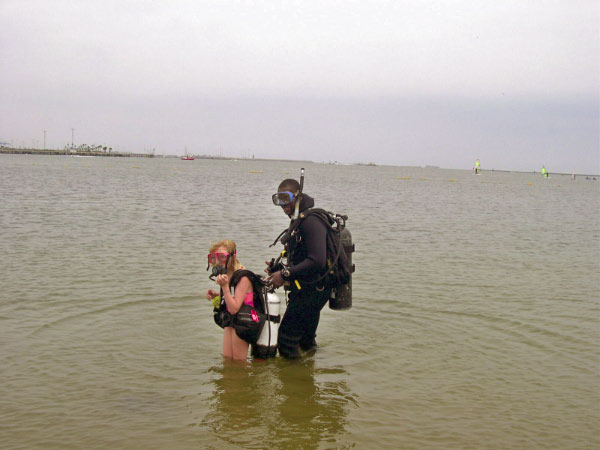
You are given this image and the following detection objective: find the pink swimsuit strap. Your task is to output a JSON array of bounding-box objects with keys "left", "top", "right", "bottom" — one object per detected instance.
[
  {"left": 243, "top": 291, "right": 254, "bottom": 307},
  {"left": 226, "top": 291, "right": 255, "bottom": 313}
]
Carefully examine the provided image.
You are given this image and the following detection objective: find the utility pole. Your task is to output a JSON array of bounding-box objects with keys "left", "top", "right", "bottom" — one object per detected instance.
[
  {"left": 43, "top": 130, "right": 47, "bottom": 149},
  {"left": 71, "top": 128, "right": 74, "bottom": 148}
]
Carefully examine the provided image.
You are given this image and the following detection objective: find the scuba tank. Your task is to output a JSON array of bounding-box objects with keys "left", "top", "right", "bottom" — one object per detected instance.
[
  {"left": 329, "top": 223, "right": 354, "bottom": 310},
  {"left": 251, "top": 291, "right": 281, "bottom": 358}
]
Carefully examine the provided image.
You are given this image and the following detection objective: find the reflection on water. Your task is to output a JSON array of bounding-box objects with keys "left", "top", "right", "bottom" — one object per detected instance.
[{"left": 203, "top": 358, "right": 353, "bottom": 449}]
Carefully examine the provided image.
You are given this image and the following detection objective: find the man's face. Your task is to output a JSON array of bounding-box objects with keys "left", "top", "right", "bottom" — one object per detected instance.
[
  {"left": 281, "top": 196, "right": 297, "bottom": 216},
  {"left": 274, "top": 188, "right": 297, "bottom": 216}
]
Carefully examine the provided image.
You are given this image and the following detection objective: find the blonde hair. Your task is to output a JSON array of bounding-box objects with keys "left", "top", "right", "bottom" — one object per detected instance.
[{"left": 208, "top": 239, "right": 244, "bottom": 276}]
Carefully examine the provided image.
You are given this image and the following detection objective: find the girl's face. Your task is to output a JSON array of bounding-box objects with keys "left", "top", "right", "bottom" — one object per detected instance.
[{"left": 208, "top": 246, "right": 231, "bottom": 268}]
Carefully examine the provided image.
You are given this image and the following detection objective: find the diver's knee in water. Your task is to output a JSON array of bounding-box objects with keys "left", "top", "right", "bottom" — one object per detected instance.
[
  {"left": 299, "top": 337, "right": 318, "bottom": 352},
  {"left": 278, "top": 331, "right": 301, "bottom": 359}
]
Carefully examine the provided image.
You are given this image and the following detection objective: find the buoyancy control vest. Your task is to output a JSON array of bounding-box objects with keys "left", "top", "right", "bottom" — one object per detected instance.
[
  {"left": 214, "top": 270, "right": 281, "bottom": 346},
  {"left": 275, "top": 207, "right": 355, "bottom": 310}
]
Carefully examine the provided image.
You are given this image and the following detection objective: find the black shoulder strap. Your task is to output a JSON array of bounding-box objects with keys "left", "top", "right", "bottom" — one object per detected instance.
[
  {"left": 270, "top": 208, "right": 339, "bottom": 247},
  {"left": 230, "top": 269, "right": 274, "bottom": 317},
  {"left": 299, "top": 207, "right": 327, "bottom": 217},
  {"left": 298, "top": 208, "right": 337, "bottom": 231},
  {"left": 291, "top": 208, "right": 334, "bottom": 234},
  {"left": 230, "top": 269, "right": 254, "bottom": 289},
  {"left": 231, "top": 269, "right": 269, "bottom": 290}
]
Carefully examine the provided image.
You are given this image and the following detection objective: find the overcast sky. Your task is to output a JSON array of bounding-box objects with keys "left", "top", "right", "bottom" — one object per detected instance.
[{"left": 1, "top": 0, "right": 598, "bottom": 173}]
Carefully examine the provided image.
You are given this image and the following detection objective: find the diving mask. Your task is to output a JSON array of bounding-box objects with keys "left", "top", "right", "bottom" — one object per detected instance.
[
  {"left": 272, "top": 191, "right": 296, "bottom": 206},
  {"left": 207, "top": 251, "right": 235, "bottom": 265},
  {"left": 207, "top": 251, "right": 234, "bottom": 280}
]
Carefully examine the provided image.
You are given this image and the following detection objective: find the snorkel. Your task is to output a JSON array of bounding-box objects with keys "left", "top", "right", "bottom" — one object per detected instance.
[{"left": 292, "top": 167, "right": 305, "bottom": 220}]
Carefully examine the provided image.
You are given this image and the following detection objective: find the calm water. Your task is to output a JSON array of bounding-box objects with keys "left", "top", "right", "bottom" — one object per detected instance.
[{"left": 1, "top": 154, "right": 598, "bottom": 449}]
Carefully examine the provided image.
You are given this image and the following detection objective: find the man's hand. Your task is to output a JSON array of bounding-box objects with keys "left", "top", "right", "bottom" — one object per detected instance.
[
  {"left": 264, "top": 260, "right": 273, "bottom": 275},
  {"left": 268, "top": 271, "right": 285, "bottom": 289}
]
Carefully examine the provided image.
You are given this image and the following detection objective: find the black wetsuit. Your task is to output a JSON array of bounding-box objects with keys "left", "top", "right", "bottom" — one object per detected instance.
[{"left": 278, "top": 194, "right": 331, "bottom": 359}]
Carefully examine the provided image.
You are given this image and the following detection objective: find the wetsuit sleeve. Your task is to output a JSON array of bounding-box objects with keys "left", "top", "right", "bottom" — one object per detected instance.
[{"left": 289, "top": 215, "right": 327, "bottom": 279}]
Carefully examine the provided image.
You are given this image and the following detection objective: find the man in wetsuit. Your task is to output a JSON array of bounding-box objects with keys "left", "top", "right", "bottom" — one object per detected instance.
[{"left": 267, "top": 178, "right": 330, "bottom": 359}]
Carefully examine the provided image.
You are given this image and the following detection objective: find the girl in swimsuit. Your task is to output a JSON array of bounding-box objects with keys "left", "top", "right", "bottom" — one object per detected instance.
[{"left": 205, "top": 240, "right": 255, "bottom": 360}]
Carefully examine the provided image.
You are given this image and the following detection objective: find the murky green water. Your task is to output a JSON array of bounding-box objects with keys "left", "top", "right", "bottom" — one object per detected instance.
[{"left": 1, "top": 154, "right": 598, "bottom": 449}]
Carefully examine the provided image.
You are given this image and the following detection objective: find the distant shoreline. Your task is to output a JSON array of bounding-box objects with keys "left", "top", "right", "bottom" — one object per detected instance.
[
  {"left": 0, "top": 146, "right": 153, "bottom": 158},
  {"left": 0, "top": 146, "right": 312, "bottom": 164},
  {"left": 1, "top": 147, "right": 597, "bottom": 177}
]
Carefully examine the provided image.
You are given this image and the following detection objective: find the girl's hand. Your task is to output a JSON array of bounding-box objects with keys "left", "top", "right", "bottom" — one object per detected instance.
[
  {"left": 205, "top": 289, "right": 219, "bottom": 301},
  {"left": 216, "top": 274, "right": 229, "bottom": 287}
]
